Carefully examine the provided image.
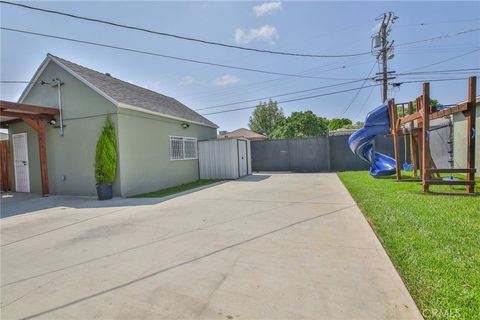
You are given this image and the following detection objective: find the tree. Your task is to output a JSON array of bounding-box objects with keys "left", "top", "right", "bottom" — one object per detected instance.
[
  {"left": 270, "top": 111, "right": 328, "bottom": 139},
  {"left": 342, "top": 121, "right": 364, "bottom": 129},
  {"left": 327, "top": 118, "right": 352, "bottom": 131},
  {"left": 95, "top": 115, "right": 117, "bottom": 184},
  {"left": 248, "top": 99, "right": 284, "bottom": 136}
]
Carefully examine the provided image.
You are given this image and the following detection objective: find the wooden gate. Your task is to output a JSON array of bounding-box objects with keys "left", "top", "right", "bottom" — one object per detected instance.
[{"left": 0, "top": 140, "right": 11, "bottom": 191}]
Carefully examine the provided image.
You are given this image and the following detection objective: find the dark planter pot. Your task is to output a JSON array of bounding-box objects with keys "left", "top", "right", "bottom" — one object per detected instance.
[{"left": 96, "top": 183, "right": 113, "bottom": 200}]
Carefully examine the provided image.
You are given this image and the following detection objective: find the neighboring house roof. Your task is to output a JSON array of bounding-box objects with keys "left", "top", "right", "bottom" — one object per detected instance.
[
  {"left": 218, "top": 128, "right": 267, "bottom": 140},
  {"left": 456, "top": 95, "right": 480, "bottom": 105},
  {"left": 0, "top": 132, "right": 8, "bottom": 141},
  {"left": 328, "top": 128, "right": 358, "bottom": 136},
  {"left": 19, "top": 54, "right": 218, "bottom": 128}
]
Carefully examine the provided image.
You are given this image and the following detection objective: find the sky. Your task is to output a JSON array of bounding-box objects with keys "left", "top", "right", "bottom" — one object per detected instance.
[{"left": 1, "top": 1, "right": 479, "bottom": 132}]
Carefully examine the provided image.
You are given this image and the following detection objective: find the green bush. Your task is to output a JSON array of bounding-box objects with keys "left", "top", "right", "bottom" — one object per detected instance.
[{"left": 95, "top": 115, "right": 117, "bottom": 184}]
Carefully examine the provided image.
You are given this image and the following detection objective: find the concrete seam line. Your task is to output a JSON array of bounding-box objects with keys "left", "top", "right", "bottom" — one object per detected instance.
[{"left": 19, "top": 204, "right": 355, "bottom": 320}]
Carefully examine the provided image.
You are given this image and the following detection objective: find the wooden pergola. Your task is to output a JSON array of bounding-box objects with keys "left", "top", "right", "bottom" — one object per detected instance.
[{"left": 0, "top": 100, "right": 59, "bottom": 196}]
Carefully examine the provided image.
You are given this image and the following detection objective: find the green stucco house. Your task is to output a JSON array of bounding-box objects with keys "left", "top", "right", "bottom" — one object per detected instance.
[{"left": 7, "top": 54, "right": 218, "bottom": 197}]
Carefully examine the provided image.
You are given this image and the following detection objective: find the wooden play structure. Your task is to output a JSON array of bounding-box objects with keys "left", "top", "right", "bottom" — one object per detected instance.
[{"left": 388, "top": 76, "right": 477, "bottom": 195}]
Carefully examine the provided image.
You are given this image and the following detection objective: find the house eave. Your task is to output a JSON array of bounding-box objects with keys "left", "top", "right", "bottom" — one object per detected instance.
[
  {"left": 117, "top": 103, "right": 219, "bottom": 129},
  {"left": 19, "top": 54, "right": 219, "bottom": 129}
]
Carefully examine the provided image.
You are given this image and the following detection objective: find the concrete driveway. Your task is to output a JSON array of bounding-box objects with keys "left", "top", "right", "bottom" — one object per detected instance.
[{"left": 1, "top": 173, "right": 422, "bottom": 320}]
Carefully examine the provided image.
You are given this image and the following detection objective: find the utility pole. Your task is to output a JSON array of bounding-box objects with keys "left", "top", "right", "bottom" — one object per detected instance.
[
  {"left": 380, "top": 16, "right": 389, "bottom": 102},
  {"left": 372, "top": 12, "right": 397, "bottom": 102}
]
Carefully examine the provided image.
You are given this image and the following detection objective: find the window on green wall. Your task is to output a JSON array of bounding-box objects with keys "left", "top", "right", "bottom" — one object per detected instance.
[{"left": 169, "top": 136, "right": 197, "bottom": 160}]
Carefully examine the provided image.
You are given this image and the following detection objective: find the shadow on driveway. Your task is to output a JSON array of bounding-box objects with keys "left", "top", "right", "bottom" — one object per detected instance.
[{"left": 0, "top": 181, "right": 224, "bottom": 219}]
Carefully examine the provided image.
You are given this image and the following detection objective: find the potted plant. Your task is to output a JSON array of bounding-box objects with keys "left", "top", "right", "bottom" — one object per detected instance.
[{"left": 94, "top": 115, "right": 117, "bottom": 200}]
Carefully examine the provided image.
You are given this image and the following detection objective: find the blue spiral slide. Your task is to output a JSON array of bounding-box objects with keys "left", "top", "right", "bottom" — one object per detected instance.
[{"left": 348, "top": 103, "right": 396, "bottom": 177}]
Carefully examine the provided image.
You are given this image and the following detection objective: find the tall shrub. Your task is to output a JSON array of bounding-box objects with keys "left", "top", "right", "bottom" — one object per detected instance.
[{"left": 95, "top": 115, "right": 117, "bottom": 184}]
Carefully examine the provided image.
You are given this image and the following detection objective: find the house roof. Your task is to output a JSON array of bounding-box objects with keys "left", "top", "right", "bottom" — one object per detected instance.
[
  {"left": 20, "top": 54, "right": 218, "bottom": 128},
  {"left": 218, "top": 128, "right": 267, "bottom": 140}
]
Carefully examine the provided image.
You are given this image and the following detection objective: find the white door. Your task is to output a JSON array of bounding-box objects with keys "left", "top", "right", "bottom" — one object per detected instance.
[
  {"left": 238, "top": 140, "right": 248, "bottom": 177},
  {"left": 12, "top": 133, "right": 30, "bottom": 192}
]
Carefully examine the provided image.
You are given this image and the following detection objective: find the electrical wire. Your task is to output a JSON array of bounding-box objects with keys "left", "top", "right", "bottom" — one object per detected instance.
[
  {"left": 0, "top": 27, "right": 368, "bottom": 80},
  {"left": 337, "top": 62, "right": 377, "bottom": 117},
  {"left": 395, "top": 27, "right": 480, "bottom": 48},
  {"left": 353, "top": 85, "right": 376, "bottom": 120},
  {"left": 175, "top": 58, "right": 373, "bottom": 101},
  {"left": 398, "top": 68, "right": 480, "bottom": 76},
  {"left": 0, "top": 27, "right": 367, "bottom": 81},
  {"left": 201, "top": 84, "right": 381, "bottom": 116},
  {"left": 194, "top": 78, "right": 371, "bottom": 111},
  {"left": 0, "top": 1, "right": 372, "bottom": 58},
  {"left": 403, "top": 49, "right": 480, "bottom": 72},
  {"left": 390, "top": 77, "right": 472, "bottom": 86},
  {"left": 202, "top": 76, "right": 472, "bottom": 116},
  {"left": 396, "top": 18, "right": 480, "bottom": 28}
]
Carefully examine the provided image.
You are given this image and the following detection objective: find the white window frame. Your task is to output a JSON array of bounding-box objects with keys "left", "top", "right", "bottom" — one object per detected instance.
[{"left": 169, "top": 136, "right": 198, "bottom": 161}]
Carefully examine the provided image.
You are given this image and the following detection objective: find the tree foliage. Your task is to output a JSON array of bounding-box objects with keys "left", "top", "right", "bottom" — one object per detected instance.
[
  {"left": 341, "top": 121, "right": 364, "bottom": 129},
  {"left": 248, "top": 99, "right": 285, "bottom": 136},
  {"left": 270, "top": 111, "right": 328, "bottom": 139},
  {"left": 327, "top": 118, "right": 353, "bottom": 131},
  {"left": 95, "top": 115, "right": 117, "bottom": 184}
]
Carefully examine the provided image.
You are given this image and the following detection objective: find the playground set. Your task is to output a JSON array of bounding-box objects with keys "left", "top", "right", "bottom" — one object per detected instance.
[{"left": 349, "top": 76, "right": 477, "bottom": 195}]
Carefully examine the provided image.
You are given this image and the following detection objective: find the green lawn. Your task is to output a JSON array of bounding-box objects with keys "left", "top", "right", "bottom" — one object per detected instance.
[
  {"left": 338, "top": 171, "right": 480, "bottom": 320},
  {"left": 129, "top": 179, "right": 219, "bottom": 198}
]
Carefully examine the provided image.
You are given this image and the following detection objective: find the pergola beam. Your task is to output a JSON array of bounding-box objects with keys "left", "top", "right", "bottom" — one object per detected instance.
[
  {"left": 0, "top": 110, "right": 54, "bottom": 121},
  {"left": 0, "top": 100, "right": 58, "bottom": 115}
]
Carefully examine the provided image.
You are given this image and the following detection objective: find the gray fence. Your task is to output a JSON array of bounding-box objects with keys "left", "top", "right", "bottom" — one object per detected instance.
[
  {"left": 251, "top": 129, "right": 450, "bottom": 172},
  {"left": 250, "top": 135, "right": 402, "bottom": 172}
]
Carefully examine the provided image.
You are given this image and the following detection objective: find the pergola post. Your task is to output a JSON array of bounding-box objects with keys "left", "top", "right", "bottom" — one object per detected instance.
[{"left": 20, "top": 118, "right": 49, "bottom": 196}]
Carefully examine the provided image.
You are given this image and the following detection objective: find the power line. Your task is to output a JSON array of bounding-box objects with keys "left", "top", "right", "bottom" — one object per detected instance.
[
  {"left": 0, "top": 1, "right": 372, "bottom": 58},
  {"left": 390, "top": 77, "right": 472, "bottom": 86},
  {"left": 338, "top": 62, "right": 377, "bottom": 117},
  {"left": 396, "top": 18, "right": 480, "bottom": 28},
  {"left": 0, "top": 27, "right": 364, "bottom": 81},
  {"left": 353, "top": 85, "right": 376, "bottom": 120},
  {"left": 398, "top": 68, "right": 480, "bottom": 76},
  {"left": 404, "top": 49, "right": 480, "bottom": 72},
  {"left": 201, "top": 84, "right": 381, "bottom": 116},
  {"left": 175, "top": 59, "right": 373, "bottom": 101},
  {"left": 194, "top": 78, "right": 371, "bottom": 111},
  {"left": 395, "top": 27, "right": 480, "bottom": 48},
  {"left": 202, "top": 76, "right": 472, "bottom": 116}
]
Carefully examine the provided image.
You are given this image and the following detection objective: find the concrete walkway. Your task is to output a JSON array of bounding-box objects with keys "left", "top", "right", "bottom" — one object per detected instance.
[{"left": 0, "top": 173, "right": 422, "bottom": 319}]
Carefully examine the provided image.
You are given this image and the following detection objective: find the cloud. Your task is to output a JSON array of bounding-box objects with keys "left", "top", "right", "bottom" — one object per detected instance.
[
  {"left": 235, "top": 25, "right": 279, "bottom": 44},
  {"left": 180, "top": 75, "right": 196, "bottom": 85},
  {"left": 213, "top": 74, "right": 240, "bottom": 86},
  {"left": 253, "top": 2, "right": 282, "bottom": 17},
  {"left": 179, "top": 75, "right": 206, "bottom": 86}
]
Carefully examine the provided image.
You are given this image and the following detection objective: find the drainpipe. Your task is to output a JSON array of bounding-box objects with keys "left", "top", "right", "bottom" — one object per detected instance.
[{"left": 54, "top": 78, "right": 64, "bottom": 136}]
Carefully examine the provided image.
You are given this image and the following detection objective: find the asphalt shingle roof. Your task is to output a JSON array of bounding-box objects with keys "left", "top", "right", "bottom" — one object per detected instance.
[
  {"left": 49, "top": 54, "right": 218, "bottom": 128},
  {"left": 218, "top": 128, "right": 267, "bottom": 140}
]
